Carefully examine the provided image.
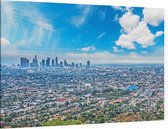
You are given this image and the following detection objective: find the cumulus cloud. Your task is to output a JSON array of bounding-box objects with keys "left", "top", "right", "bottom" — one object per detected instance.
[
  {"left": 116, "top": 34, "right": 136, "bottom": 49},
  {"left": 156, "top": 31, "right": 164, "bottom": 37},
  {"left": 130, "top": 21, "right": 155, "bottom": 48},
  {"left": 1, "top": 37, "right": 10, "bottom": 46},
  {"left": 71, "top": 5, "right": 92, "bottom": 28},
  {"left": 116, "top": 21, "right": 155, "bottom": 49},
  {"left": 79, "top": 46, "right": 96, "bottom": 52},
  {"left": 1, "top": 37, "right": 22, "bottom": 57},
  {"left": 119, "top": 11, "right": 140, "bottom": 33},
  {"left": 112, "top": 46, "right": 123, "bottom": 53},
  {"left": 116, "top": 7, "right": 164, "bottom": 50},
  {"left": 143, "top": 8, "right": 164, "bottom": 26}
]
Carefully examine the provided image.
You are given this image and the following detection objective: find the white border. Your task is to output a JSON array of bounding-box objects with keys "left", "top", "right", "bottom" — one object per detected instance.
[{"left": 3, "top": 0, "right": 168, "bottom": 129}]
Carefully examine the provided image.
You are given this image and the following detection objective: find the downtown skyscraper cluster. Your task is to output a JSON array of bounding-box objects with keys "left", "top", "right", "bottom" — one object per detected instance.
[{"left": 20, "top": 55, "right": 91, "bottom": 68}]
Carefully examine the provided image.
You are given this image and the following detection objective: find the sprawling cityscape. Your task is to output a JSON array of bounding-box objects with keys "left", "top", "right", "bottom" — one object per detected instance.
[{"left": 0, "top": 55, "right": 164, "bottom": 128}]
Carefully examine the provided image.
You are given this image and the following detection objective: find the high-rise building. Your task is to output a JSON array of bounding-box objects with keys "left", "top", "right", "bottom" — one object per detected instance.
[
  {"left": 42, "top": 59, "right": 45, "bottom": 67},
  {"left": 32, "top": 55, "right": 38, "bottom": 67},
  {"left": 30, "top": 63, "right": 33, "bottom": 67},
  {"left": 55, "top": 57, "right": 58, "bottom": 66},
  {"left": 64, "top": 60, "right": 67, "bottom": 66},
  {"left": 60, "top": 61, "right": 63, "bottom": 67},
  {"left": 52, "top": 59, "right": 54, "bottom": 66},
  {"left": 40, "top": 62, "right": 42, "bottom": 67},
  {"left": 46, "top": 57, "right": 50, "bottom": 67},
  {"left": 35, "top": 55, "right": 38, "bottom": 66},
  {"left": 71, "top": 62, "right": 75, "bottom": 67},
  {"left": 87, "top": 61, "right": 90, "bottom": 68},
  {"left": 20, "top": 58, "right": 29, "bottom": 67},
  {"left": 27, "top": 59, "right": 29, "bottom": 67},
  {"left": 79, "top": 63, "right": 82, "bottom": 68}
]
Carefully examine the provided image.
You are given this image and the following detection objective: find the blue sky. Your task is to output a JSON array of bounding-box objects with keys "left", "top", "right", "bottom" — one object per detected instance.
[{"left": 1, "top": 1, "right": 164, "bottom": 65}]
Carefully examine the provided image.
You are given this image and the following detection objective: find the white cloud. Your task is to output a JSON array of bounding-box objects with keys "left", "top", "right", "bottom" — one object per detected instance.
[
  {"left": 1, "top": 37, "right": 10, "bottom": 46},
  {"left": 113, "top": 6, "right": 126, "bottom": 12},
  {"left": 1, "top": 37, "right": 22, "bottom": 57},
  {"left": 116, "top": 8, "right": 158, "bottom": 49},
  {"left": 125, "top": 7, "right": 134, "bottom": 12},
  {"left": 79, "top": 46, "right": 96, "bottom": 52},
  {"left": 97, "top": 32, "right": 106, "bottom": 39},
  {"left": 129, "top": 21, "right": 155, "bottom": 48},
  {"left": 113, "top": 6, "right": 134, "bottom": 13},
  {"left": 66, "top": 50, "right": 163, "bottom": 64},
  {"left": 143, "top": 8, "right": 164, "bottom": 26},
  {"left": 113, "top": 14, "right": 119, "bottom": 22},
  {"left": 156, "top": 31, "right": 164, "bottom": 37},
  {"left": 128, "top": 52, "right": 138, "bottom": 58},
  {"left": 113, "top": 6, "right": 123, "bottom": 10},
  {"left": 10, "top": 3, "right": 53, "bottom": 31},
  {"left": 119, "top": 11, "right": 140, "bottom": 33},
  {"left": 67, "top": 51, "right": 115, "bottom": 60},
  {"left": 71, "top": 5, "right": 92, "bottom": 28},
  {"left": 116, "top": 34, "right": 136, "bottom": 49},
  {"left": 116, "top": 21, "right": 155, "bottom": 49},
  {"left": 1, "top": 2, "right": 15, "bottom": 37},
  {"left": 1, "top": 1, "right": 53, "bottom": 47},
  {"left": 112, "top": 46, "right": 123, "bottom": 52}
]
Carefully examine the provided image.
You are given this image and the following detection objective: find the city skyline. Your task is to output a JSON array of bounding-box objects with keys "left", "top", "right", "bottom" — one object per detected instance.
[
  {"left": 1, "top": 1, "right": 164, "bottom": 65},
  {"left": 20, "top": 55, "right": 91, "bottom": 68}
]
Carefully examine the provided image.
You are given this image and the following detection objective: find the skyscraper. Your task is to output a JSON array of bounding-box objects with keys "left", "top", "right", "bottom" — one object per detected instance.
[
  {"left": 27, "top": 59, "right": 29, "bottom": 67},
  {"left": 52, "top": 59, "right": 54, "bottom": 66},
  {"left": 46, "top": 57, "right": 50, "bottom": 67},
  {"left": 60, "top": 61, "right": 63, "bottom": 67},
  {"left": 64, "top": 60, "right": 67, "bottom": 66},
  {"left": 87, "top": 61, "right": 90, "bottom": 68},
  {"left": 42, "top": 59, "right": 45, "bottom": 67},
  {"left": 55, "top": 57, "right": 58, "bottom": 66},
  {"left": 32, "top": 55, "right": 38, "bottom": 67},
  {"left": 71, "top": 62, "right": 75, "bottom": 67},
  {"left": 79, "top": 63, "right": 82, "bottom": 68},
  {"left": 40, "top": 62, "right": 42, "bottom": 67},
  {"left": 20, "top": 58, "right": 29, "bottom": 67},
  {"left": 76, "top": 63, "right": 78, "bottom": 68}
]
